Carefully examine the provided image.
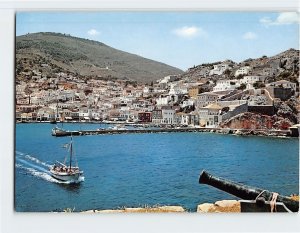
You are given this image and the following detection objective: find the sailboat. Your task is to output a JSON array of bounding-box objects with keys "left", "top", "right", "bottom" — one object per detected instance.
[
  {"left": 49, "top": 136, "right": 84, "bottom": 183},
  {"left": 50, "top": 95, "right": 59, "bottom": 124}
]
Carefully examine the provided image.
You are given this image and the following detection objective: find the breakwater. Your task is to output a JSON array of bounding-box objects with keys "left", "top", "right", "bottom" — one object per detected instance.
[{"left": 52, "top": 127, "right": 293, "bottom": 137}]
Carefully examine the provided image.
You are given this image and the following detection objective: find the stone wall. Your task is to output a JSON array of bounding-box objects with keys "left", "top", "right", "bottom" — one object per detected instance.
[
  {"left": 218, "top": 100, "right": 247, "bottom": 107},
  {"left": 221, "top": 103, "right": 248, "bottom": 121},
  {"left": 266, "top": 87, "right": 293, "bottom": 101},
  {"left": 248, "top": 105, "right": 274, "bottom": 116},
  {"left": 221, "top": 90, "right": 250, "bottom": 101}
]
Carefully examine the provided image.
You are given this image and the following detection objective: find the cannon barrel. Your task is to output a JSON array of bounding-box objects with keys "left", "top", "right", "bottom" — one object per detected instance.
[{"left": 199, "top": 170, "right": 299, "bottom": 212}]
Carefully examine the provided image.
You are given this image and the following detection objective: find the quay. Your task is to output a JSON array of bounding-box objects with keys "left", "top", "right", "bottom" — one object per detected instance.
[
  {"left": 53, "top": 127, "right": 209, "bottom": 137},
  {"left": 52, "top": 127, "right": 293, "bottom": 137}
]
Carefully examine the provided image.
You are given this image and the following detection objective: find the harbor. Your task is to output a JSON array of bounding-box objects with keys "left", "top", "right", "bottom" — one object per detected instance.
[{"left": 15, "top": 123, "right": 299, "bottom": 212}]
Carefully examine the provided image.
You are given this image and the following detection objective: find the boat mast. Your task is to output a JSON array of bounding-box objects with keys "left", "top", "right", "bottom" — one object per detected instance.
[
  {"left": 69, "top": 136, "right": 73, "bottom": 169},
  {"left": 56, "top": 95, "right": 58, "bottom": 123},
  {"left": 55, "top": 82, "right": 58, "bottom": 124}
]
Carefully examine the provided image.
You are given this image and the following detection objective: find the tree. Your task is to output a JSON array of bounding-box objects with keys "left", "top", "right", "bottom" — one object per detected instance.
[
  {"left": 253, "top": 81, "right": 265, "bottom": 89},
  {"left": 224, "top": 69, "right": 231, "bottom": 76},
  {"left": 238, "top": 83, "right": 246, "bottom": 90},
  {"left": 236, "top": 74, "right": 245, "bottom": 80}
]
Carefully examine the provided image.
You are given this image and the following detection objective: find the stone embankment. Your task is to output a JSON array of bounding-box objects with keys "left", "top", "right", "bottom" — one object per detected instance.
[
  {"left": 79, "top": 196, "right": 299, "bottom": 213},
  {"left": 79, "top": 201, "right": 240, "bottom": 213},
  {"left": 197, "top": 200, "right": 241, "bottom": 213},
  {"left": 82, "top": 206, "right": 185, "bottom": 213}
]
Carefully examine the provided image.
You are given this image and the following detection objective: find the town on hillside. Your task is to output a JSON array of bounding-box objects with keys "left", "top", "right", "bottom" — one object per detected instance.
[{"left": 16, "top": 49, "right": 299, "bottom": 132}]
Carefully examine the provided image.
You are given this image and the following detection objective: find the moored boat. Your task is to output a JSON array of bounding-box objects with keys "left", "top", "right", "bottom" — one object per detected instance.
[{"left": 52, "top": 126, "right": 69, "bottom": 136}]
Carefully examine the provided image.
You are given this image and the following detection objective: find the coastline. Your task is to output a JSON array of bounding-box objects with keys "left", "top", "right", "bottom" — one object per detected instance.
[
  {"left": 74, "top": 196, "right": 298, "bottom": 213},
  {"left": 17, "top": 121, "right": 298, "bottom": 138}
]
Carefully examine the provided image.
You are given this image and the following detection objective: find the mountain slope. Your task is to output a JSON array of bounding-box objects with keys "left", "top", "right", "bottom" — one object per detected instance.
[
  {"left": 16, "top": 32, "right": 183, "bottom": 83},
  {"left": 181, "top": 48, "right": 299, "bottom": 82}
]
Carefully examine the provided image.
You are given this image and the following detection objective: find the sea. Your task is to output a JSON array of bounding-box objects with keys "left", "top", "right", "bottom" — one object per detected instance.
[{"left": 15, "top": 123, "right": 299, "bottom": 212}]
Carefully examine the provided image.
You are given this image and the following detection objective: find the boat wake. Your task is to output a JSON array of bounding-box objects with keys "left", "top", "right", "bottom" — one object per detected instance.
[{"left": 15, "top": 151, "right": 84, "bottom": 184}]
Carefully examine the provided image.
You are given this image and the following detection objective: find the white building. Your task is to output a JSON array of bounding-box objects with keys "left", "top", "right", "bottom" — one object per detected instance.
[
  {"left": 239, "top": 75, "right": 266, "bottom": 89},
  {"left": 169, "top": 84, "right": 188, "bottom": 95},
  {"left": 91, "top": 110, "right": 102, "bottom": 120},
  {"left": 161, "top": 106, "right": 176, "bottom": 124},
  {"left": 159, "top": 75, "right": 178, "bottom": 84},
  {"left": 198, "top": 103, "right": 222, "bottom": 128},
  {"left": 209, "top": 64, "right": 230, "bottom": 76},
  {"left": 79, "top": 107, "right": 92, "bottom": 121},
  {"left": 156, "top": 95, "right": 171, "bottom": 106},
  {"left": 175, "top": 112, "right": 188, "bottom": 125},
  {"left": 213, "top": 80, "right": 240, "bottom": 92},
  {"left": 58, "top": 90, "right": 76, "bottom": 102},
  {"left": 143, "top": 86, "right": 154, "bottom": 94},
  {"left": 240, "top": 75, "right": 265, "bottom": 84},
  {"left": 235, "top": 66, "right": 252, "bottom": 77},
  {"left": 36, "top": 107, "right": 56, "bottom": 121},
  {"left": 181, "top": 99, "right": 195, "bottom": 108},
  {"left": 196, "top": 92, "right": 219, "bottom": 108}
]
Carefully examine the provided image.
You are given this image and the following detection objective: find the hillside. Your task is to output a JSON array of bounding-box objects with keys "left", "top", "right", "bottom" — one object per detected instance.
[
  {"left": 182, "top": 48, "right": 299, "bottom": 84},
  {"left": 16, "top": 32, "right": 183, "bottom": 83}
]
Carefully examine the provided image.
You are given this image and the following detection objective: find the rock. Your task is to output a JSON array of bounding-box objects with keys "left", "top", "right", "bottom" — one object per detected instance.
[
  {"left": 220, "top": 111, "right": 296, "bottom": 131},
  {"left": 215, "top": 200, "right": 238, "bottom": 208},
  {"left": 197, "top": 200, "right": 241, "bottom": 213},
  {"left": 157, "top": 206, "right": 185, "bottom": 212},
  {"left": 82, "top": 209, "right": 124, "bottom": 213},
  {"left": 124, "top": 206, "right": 185, "bottom": 213},
  {"left": 124, "top": 207, "right": 146, "bottom": 212},
  {"left": 96, "top": 209, "right": 124, "bottom": 213},
  {"left": 82, "top": 205, "right": 185, "bottom": 213},
  {"left": 197, "top": 203, "right": 216, "bottom": 213}
]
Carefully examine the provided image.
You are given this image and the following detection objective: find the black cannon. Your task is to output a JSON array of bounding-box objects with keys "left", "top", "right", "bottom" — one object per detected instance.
[{"left": 199, "top": 170, "right": 299, "bottom": 212}]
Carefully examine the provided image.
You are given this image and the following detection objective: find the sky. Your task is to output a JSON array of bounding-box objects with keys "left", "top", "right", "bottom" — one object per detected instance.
[{"left": 16, "top": 12, "right": 299, "bottom": 70}]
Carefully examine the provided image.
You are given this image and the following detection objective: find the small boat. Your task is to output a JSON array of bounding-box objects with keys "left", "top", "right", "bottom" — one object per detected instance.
[
  {"left": 50, "top": 119, "right": 57, "bottom": 124},
  {"left": 49, "top": 136, "right": 84, "bottom": 183},
  {"left": 111, "top": 124, "right": 127, "bottom": 130},
  {"left": 51, "top": 126, "right": 80, "bottom": 137},
  {"left": 51, "top": 126, "right": 68, "bottom": 136},
  {"left": 52, "top": 109, "right": 65, "bottom": 135}
]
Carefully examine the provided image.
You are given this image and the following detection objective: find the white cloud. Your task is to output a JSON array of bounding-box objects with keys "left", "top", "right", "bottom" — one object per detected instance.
[
  {"left": 87, "top": 29, "right": 100, "bottom": 36},
  {"left": 173, "top": 26, "right": 207, "bottom": 39},
  {"left": 259, "top": 17, "right": 273, "bottom": 25},
  {"left": 243, "top": 32, "right": 257, "bottom": 40},
  {"left": 276, "top": 12, "right": 299, "bottom": 24},
  {"left": 260, "top": 12, "right": 299, "bottom": 26}
]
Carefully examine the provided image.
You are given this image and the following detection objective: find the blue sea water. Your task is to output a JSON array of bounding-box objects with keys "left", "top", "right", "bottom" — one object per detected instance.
[{"left": 15, "top": 123, "right": 299, "bottom": 212}]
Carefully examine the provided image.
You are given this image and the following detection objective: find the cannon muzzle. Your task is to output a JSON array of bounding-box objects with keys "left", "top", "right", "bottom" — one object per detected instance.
[{"left": 199, "top": 170, "right": 299, "bottom": 212}]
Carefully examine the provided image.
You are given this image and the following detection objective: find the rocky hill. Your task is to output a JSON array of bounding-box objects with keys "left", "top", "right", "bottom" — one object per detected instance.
[
  {"left": 182, "top": 48, "right": 299, "bottom": 84},
  {"left": 16, "top": 32, "right": 183, "bottom": 83}
]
